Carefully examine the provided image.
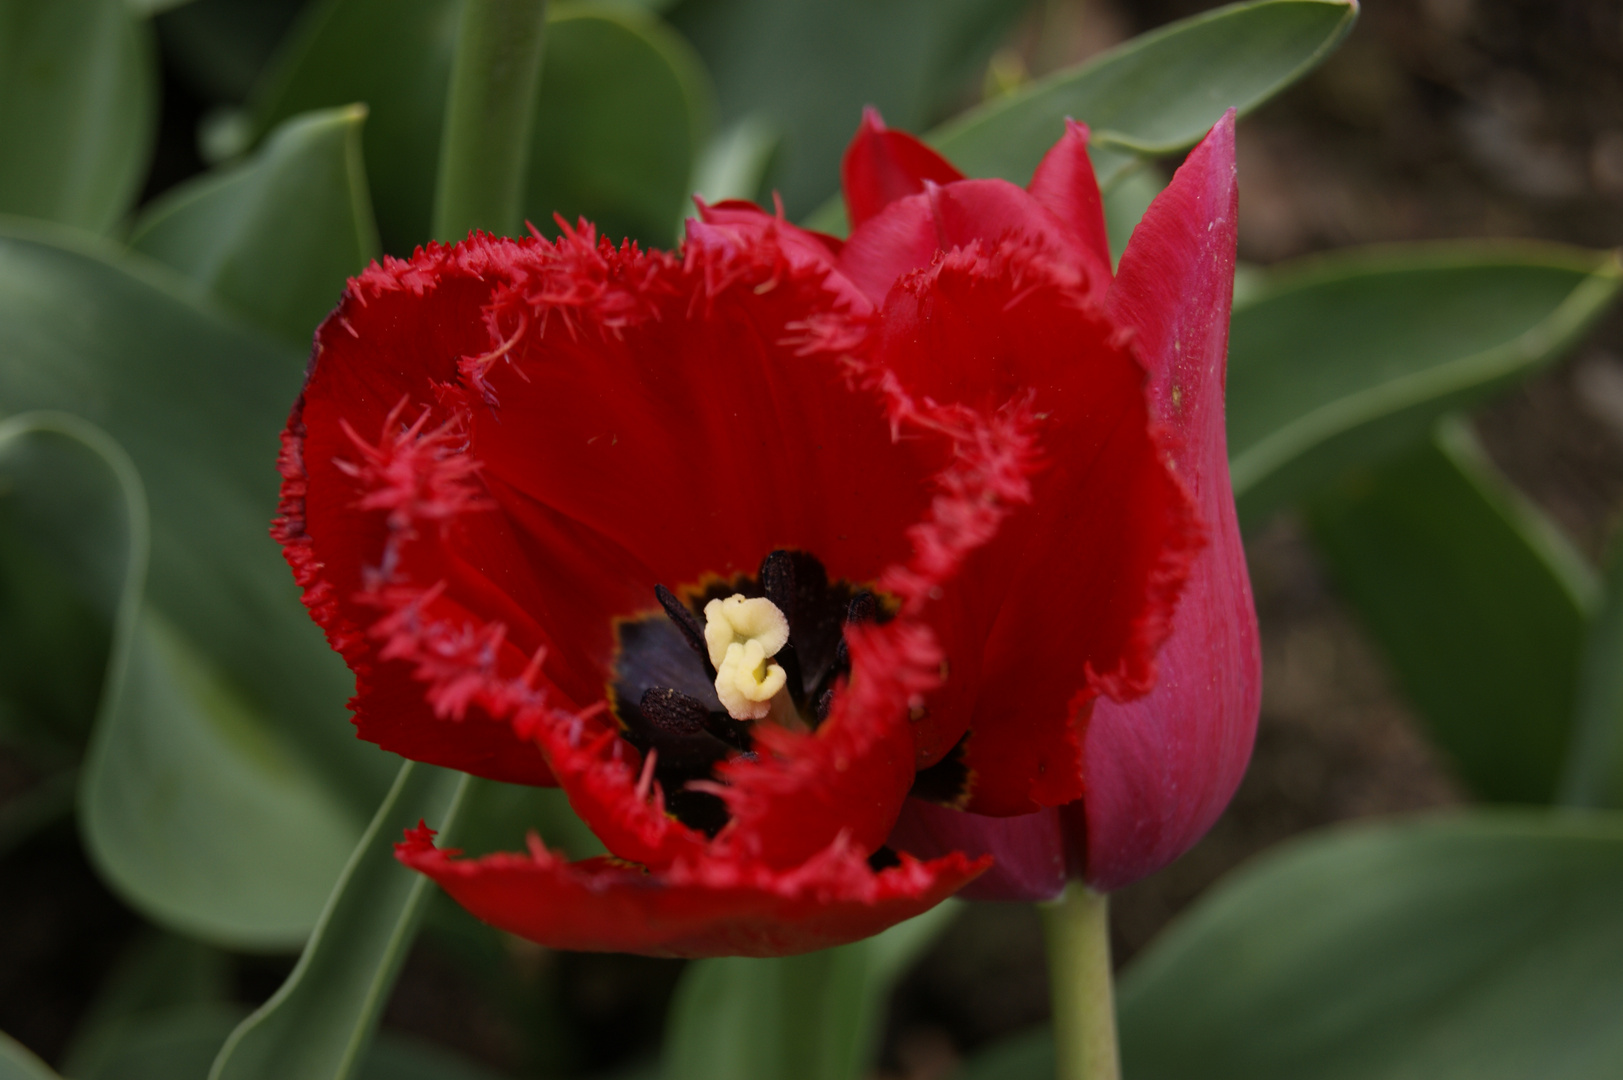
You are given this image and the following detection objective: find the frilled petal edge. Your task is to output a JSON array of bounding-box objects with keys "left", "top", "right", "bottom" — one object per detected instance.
[{"left": 398, "top": 824, "right": 988, "bottom": 958}]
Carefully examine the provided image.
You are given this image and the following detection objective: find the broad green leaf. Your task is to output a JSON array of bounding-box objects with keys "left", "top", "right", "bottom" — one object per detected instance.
[
  {"left": 0, "top": 219, "right": 395, "bottom": 944},
  {"left": 1117, "top": 811, "right": 1623, "bottom": 1080},
  {"left": 247, "top": 0, "right": 709, "bottom": 252},
  {"left": 129, "top": 105, "right": 379, "bottom": 345},
  {"left": 247, "top": 0, "right": 461, "bottom": 253},
  {"left": 0, "top": 415, "right": 131, "bottom": 761},
  {"left": 527, "top": 5, "right": 711, "bottom": 246},
  {"left": 210, "top": 762, "right": 473, "bottom": 1080},
  {"left": 1230, "top": 242, "right": 1623, "bottom": 523},
  {"left": 1560, "top": 532, "right": 1623, "bottom": 809},
  {"left": 692, "top": 116, "right": 779, "bottom": 207},
  {"left": 0, "top": 0, "right": 158, "bottom": 232},
  {"left": 69, "top": 1004, "right": 507, "bottom": 1080},
  {"left": 0, "top": 1033, "right": 57, "bottom": 1080},
  {"left": 1309, "top": 418, "right": 1598, "bottom": 803},
  {"left": 664, "top": 903, "right": 958, "bottom": 1080},
  {"left": 1102, "top": 163, "right": 1163, "bottom": 267},
  {"left": 954, "top": 812, "right": 1623, "bottom": 1080},
  {"left": 803, "top": 0, "right": 1354, "bottom": 236},
  {"left": 667, "top": 0, "right": 1035, "bottom": 219},
  {"left": 938, "top": 0, "right": 1355, "bottom": 188}
]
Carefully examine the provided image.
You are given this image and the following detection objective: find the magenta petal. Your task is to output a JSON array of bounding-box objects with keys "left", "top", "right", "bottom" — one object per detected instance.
[
  {"left": 842, "top": 106, "right": 965, "bottom": 228},
  {"left": 1081, "top": 110, "right": 1260, "bottom": 892},
  {"left": 888, "top": 799, "right": 1067, "bottom": 902},
  {"left": 1025, "top": 119, "right": 1114, "bottom": 288}
]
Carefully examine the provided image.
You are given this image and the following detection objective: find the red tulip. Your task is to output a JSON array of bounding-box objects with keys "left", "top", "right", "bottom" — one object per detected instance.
[
  {"left": 877, "top": 109, "right": 1259, "bottom": 898},
  {"left": 275, "top": 107, "right": 1254, "bottom": 956}
]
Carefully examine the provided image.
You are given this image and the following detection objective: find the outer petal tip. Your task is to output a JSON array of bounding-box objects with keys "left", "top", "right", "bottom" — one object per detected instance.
[{"left": 841, "top": 106, "right": 965, "bottom": 229}]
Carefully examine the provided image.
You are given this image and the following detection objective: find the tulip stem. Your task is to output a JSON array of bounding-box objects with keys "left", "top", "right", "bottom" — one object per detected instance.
[
  {"left": 432, "top": 0, "right": 549, "bottom": 242},
  {"left": 1042, "top": 882, "right": 1121, "bottom": 1080}
]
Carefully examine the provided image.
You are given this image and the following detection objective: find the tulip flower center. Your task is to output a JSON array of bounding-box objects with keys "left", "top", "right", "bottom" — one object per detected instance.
[
  {"left": 608, "top": 550, "right": 887, "bottom": 834},
  {"left": 703, "top": 594, "right": 802, "bottom": 727}
]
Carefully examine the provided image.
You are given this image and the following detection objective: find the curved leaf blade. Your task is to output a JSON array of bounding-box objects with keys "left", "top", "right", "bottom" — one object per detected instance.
[
  {"left": 1229, "top": 241, "right": 1623, "bottom": 523},
  {"left": 934, "top": 0, "right": 1357, "bottom": 188},
  {"left": 0, "top": 0, "right": 158, "bottom": 232},
  {"left": 247, "top": 0, "right": 710, "bottom": 252},
  {"left": 1116, "top": 811, "right": 1623, "bottom": 1080},
  {"left": 0, "top": 1032, "right": 58, "bottom": 1080},
  {"left": 0, "top": 220, "right": 394, "bottom": 944},
  {"left": 1308, "top": 417, "right": 1598, "bottom": 803},
  {"left": 210, "top": 763, "right": 472, "bottom": 1080},
  {"left": 129, "top": 105, "right": 379, "bottom": 345},
  {"left": 668, "top": 0, "right": 1033, "bottom": 219},
  {"left": 527, "top": 5, "right": 712, "bottom": 246}
]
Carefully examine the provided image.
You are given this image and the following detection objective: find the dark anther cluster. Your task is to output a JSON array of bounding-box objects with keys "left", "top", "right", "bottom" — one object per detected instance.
[{"left": 609, "top": 550, "right": 882, "bottom": 834}]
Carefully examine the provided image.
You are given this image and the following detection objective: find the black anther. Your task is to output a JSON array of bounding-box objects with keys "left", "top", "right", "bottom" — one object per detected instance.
[
  {"left": 639, "top": 686, "right": 709, "bottom": 736},
  {"left": 759, "top": 550, "right": 796, "bottom": 619},
  {"left": 655, "top": 583, "right": 715, "bottom": 679},
  {"left": 846, "top": 590, "right": 876, "bottom": 625}
]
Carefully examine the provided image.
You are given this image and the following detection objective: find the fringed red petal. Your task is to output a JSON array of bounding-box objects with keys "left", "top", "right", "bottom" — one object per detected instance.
[
  {"left": 398, "top": 823, "right": 987, "bottom": 958},
  {"left": 867, "top": 237, "right": 1201, "bottom": 815}
]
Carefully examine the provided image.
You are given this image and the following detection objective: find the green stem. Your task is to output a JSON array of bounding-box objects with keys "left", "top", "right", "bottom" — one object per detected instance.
[
  {"left": 432, "top": 0, "right": 549, "bottom": 242},
  {"left": 1042, "top": 882, "right": 1121, "bottom": 1080}
]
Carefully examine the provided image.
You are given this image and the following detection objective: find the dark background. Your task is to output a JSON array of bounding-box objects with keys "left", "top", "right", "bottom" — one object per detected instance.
[{"left": 4, "top": 1, "right": 1622, "bottom": 1077}]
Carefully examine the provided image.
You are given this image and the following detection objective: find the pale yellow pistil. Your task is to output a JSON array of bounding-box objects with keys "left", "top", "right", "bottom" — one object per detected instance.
[{"left": 704, "top": 593, "right": 798, "bottom": 725}]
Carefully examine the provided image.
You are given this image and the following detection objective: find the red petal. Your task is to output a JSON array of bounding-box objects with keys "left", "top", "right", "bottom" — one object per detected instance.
[
  {"left": 1026, "top": 119, "right": 1114, "bottom": 285},
  {"left": 398, "top": 824, "right": 987, "bottom": 958},
  {"left": 841, "top": 106, "right": 965, "bottom": 229},
  {"left": 887, "top": 799, "right": 1066, "bottom": 901},
  {"left": 1080, "top": 110, "right": 1259, "bottom": 891},
  {"left": 837, "top": 179, "right": 1111, "bottom": 308},
  {"left": 282, "top": 219, "right": 1045, "bottom": 880},
  {"left": 871, "top": 239, "right": 1200, "bottom": 816}
]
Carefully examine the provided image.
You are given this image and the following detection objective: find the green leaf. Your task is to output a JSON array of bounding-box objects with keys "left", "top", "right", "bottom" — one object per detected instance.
[
  {"left": 0, "top": 1032, "right": 58, "bottom": 1080},
  {"left": 1116, "top": 811, "right": 1623, "bottom": 1080},
  {"left": 210, "top": 762, "right": 472, "bottom": 1080},
  {"left": 936, "top": 0, "right": 1355, "bottom": 189},
  {"left": 956, "top": 812, "right": 1623, "bottom": 1080},
  {"left": 1229, "top": 242, "right": 1623, "bottom": 523},
  {"left": 129, "top": 105, "right": 379, "bottom": 345},
  {"left": 693, "top": 116, "right": 779, "bottom": 208},
  {"left": 664, "top": 904, "right": 957, "bottom": 1080},
  {"left": 66, "top": 1004, "right": 508, "bottom": 1080},
  {"left": 802, "top": 0, "right": 1354, "bottom": 236},
  {"left": 432, "top": 0, "right": 550, "bottom": 242},
  {"left": 155, "top": 0, "right": 313, "bottom": 105},
  {"left": 667, "top": 0, "right": 1034, "bottom": 219},
  {"left": 0, "top": 219, "right": 396, "bottom": 945},
  {"left": 526, "top": 5, "right": 712, "bottom": 246},
  {"left": 247, "top": 0, "right": 709, "bottom": 252},
  {"left": 1308, "top": 418, "right": 1598, "bottom": 803},
  {"left": 63, "top": 931, "right": 231, "bottom": 1080},
  {"left": 246, "top": 0, "right": 460, "bottom": 253},
  {"left": 0, "top": 0, "right": 158, "bottom": 232},
  {"left": 0, "top": 415, "right": 131, "bottom": 760},
  {"left": 1560, "top": 532, "right": 1623, "bottom": 809}
]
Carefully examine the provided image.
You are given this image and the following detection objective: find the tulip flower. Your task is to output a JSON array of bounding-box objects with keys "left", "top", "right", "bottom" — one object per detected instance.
[
  {"left": 275, "top": 107, "right": 1254, "bottom": 957},
  {"left": 878, "top": 108, "right": 1260, "bottom": 899}
]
